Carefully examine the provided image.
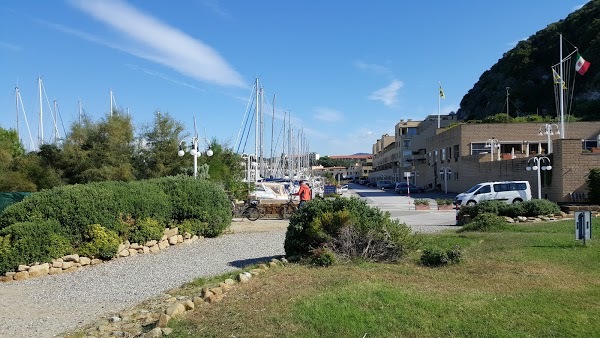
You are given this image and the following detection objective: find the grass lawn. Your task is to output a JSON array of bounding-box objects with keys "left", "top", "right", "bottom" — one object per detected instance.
[{"left": 168, "top": 218, "right": 600, "bottom": 338}]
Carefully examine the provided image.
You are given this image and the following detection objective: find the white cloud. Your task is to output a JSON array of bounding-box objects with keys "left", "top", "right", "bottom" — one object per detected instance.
[
  {"left": 354, "top": 60, "right": 392, "bottom": 77},
  {"left": 0, "top": 41, "right": 22, "bottom": 52},
  {"left": 368, "top": 79, "right": 403, "bottom": 107},
  {"left": 507, "top": 37, "right": 528, "bottom": 47},
  {"left": 313, "top": 107, "right": 343, "bottom": 123},
  {"left": 67, "top": 0, "right": 245, "bottom": 87},
  {"left": 125, "top": 64, "right": 205, "bottom": 91}
]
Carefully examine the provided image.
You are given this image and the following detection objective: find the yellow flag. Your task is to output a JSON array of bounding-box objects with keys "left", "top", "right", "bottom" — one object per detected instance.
[{"left": 552, "top": 68, "right": 567, "bottom": 89}]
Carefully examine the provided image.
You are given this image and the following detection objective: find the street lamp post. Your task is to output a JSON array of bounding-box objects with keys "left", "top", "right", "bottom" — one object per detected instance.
[
  {"left": 539, "top": 123, "right": 560, "bottom": 154},
  {"left": 485, "top": 138, "right": 500, "bottom": 161},
  {"left": 525, "top": 156, "right": 552, "bottom": 199},
  {"left": 439, "top": 167, "right": 452, "bottom": 194},
  {"left": 178, "top": 136, "right": 213, "bottom": 178}
]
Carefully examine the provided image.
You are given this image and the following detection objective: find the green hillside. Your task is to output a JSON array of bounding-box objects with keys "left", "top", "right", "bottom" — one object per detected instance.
[{"left": 457, "top": 0, "right": 600, "bottom": 121}]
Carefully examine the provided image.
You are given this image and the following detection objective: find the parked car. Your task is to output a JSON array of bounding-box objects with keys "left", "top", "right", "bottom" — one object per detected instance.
[
  {"left": 337, "top": 184, "right": 348, "bottom": 194},
  {"left": 454, "top": 181, "right": 531, "bottom": 206},
  {"left": 395, "top": 182, "right": 425, "bottom": 194},
  {"left": 376, "top": 180, "right": 396, "bottom": 190}
]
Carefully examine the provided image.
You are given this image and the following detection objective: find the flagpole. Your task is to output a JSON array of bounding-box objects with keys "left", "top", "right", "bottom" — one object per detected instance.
[
  {"left": 438, "top": 82, "right": 441, "bottom": 129},
  {"left": 559, "top": 34, "right": 565, "bottom": 138}
]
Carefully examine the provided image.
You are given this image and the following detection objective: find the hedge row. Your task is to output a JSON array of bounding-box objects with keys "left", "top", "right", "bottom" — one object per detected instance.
[
  {"left": 459, "top": 199, "right": 561, "bottom": 220},
  {"left": 0, "top": 176, "right": 231, "bottom": 275}
]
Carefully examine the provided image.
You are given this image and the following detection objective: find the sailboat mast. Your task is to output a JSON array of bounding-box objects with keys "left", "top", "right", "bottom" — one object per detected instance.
[
  {"left": 38, "top": 77, "right": 43, "bottom": 147},
  {"left": 271, "top": 94, "right": 275, "bottom": 178},
  {"left": 110, "top": 89, "right": 113, "bottom": 117},
  {"left": 559, "top": 34, "right": 565, "bottom": 138},
  {"left": 15, "top": 87, "right": 19, "bottom": 142},
  {"left": 254, "top": 78, "right": 259, "bottom": 182}
]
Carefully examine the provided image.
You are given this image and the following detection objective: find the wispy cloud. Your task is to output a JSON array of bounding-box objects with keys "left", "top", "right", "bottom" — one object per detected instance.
[
  {"left": 368, "top": 79, "right": 403, "bottom": 107},
  {"left": 0, "top": 41, "right": 22, "bottom": 52},
  {"left": 67, "top": 0, "right": 244, "bottom": 87},
  {"left": 202, "top": 0, "right": 231, "bottom": 19},
  {"left": 125, "top": 64, "right": 205, "bottom": 91},
  {"left": 313, "top": 107, "right": 343, "bottom": 123},
  {"left": 507, "top": 37, "right": 528, "bottom": 47},
  {"left": 354, "top": 60, "right": 393, "bottom": 77}
]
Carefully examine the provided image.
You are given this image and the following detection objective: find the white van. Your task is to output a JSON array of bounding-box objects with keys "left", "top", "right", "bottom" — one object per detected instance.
[{"left": 454, "top": 181, "right": 531, "bottom": 206}]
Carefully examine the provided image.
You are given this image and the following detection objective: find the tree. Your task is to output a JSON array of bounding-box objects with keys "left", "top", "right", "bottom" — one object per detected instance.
[
  {"left": 133, "top": 111, "right": 187, "bottom": 179},
  {"left": 199, "top": 139, "right": 248, "bottom": 200},
  {"left": 61, "top": 111, "right": 135, "bottom": 183}
]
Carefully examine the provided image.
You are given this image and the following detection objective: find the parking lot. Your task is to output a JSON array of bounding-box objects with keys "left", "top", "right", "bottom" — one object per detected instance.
[{"left": 343, "top": 183, "right": 459, "bottom": 232}]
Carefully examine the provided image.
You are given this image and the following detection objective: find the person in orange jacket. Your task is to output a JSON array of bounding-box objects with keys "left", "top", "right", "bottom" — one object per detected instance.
[{"left": 293, "top": 180, "right": 312, "bottom": 208}]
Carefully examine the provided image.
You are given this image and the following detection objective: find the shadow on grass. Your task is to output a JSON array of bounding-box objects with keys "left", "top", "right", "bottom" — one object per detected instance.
[{"left": 229, "top": 255, "right": 283, "bottom": 268}]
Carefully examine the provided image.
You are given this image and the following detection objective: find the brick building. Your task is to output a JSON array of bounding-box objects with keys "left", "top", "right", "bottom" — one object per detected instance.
[{"left": 410, "top": 122, "right": 600, "bottom": 202}]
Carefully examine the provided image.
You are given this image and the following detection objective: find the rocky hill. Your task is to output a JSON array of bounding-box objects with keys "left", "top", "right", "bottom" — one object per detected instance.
[{"left": 457, "top": 0, "right": 600, "bottom": 121}]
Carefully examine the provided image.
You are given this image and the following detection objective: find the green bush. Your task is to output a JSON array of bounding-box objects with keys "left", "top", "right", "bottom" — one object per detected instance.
[
  {"left": 459, "top": 213, "right": 507, "bottom": 232},
  {"left": 178, "top": 219, "right": 209, "bottom": 237},
  {"left": 285, "top": 197, "right": 419, "bottom": 262},
  {"left": 459, "top": 199, "right": 560, "bottom": 219},
  {"left": 414, "top": 199, "right": 430, "bottom": 205},
  {"left": 588, "top": 168, "right": 600, "bottom": 204},
  {"left": 420, "top": 245, "right": 464, "bottom": 266},
  {"left": 0, "top": 220, "right": 72, "bottom": 275},
  {"left": 522, "top": 199, "right": 561, "bottom": 217},
  {"left": 129, "top": 217, "right": 164, "bottom": 244},
  {"left": 310, "top": 246, "right": 336, "bottom": 267},
  {"left": 149, "top": 176, "right": 231, "bottom": 237},
  {"left": 435, "top": 198, "right": 454, "bottom": 206},
  {"left": 0, "top": 181, "right": 171, "bottom": 244},
  {"left": 77, "top": 224, "right": 121, "bottom": 260}
]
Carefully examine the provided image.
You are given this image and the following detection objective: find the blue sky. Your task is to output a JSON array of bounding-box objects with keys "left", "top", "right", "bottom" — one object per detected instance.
[{"left": 0, "top": 0, "right": 588, "bottom": 156}]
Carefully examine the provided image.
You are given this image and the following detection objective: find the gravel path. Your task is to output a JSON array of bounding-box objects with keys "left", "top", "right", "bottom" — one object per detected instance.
[{"left": 0, "top": 220, "right": 287, "bottom": 338}]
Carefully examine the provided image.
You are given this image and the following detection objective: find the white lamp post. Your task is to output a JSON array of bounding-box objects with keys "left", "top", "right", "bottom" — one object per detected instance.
[
  {"left": 525, "top": 156, "right": 552, "bottom": 199},
  {"left": 439, "top": 167, "right": 452, "bottom": 194},
  {"left": 485, "top": 138, "right": 500, "bottom": 161},
  {"left": 178, "top": 136, "right": 213, "bottom": 178},
  {"left": 539, "top": 123, "right": 560, "bottom": 154}
]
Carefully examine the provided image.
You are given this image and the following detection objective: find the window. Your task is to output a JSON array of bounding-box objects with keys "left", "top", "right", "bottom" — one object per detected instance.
[
  {"left": 453, "top": 144, "right": 460, "bottom": 161},
  {"left": 478, "top": 185, "right": 491, "bottom": 194},
  {"left": 493, "top": 183, "right": 509, "bottom": 192},
  {"left": 471, "top": 143, "right": 488, "bottom": 155},
  {"left": 441, "top": 148, "right": 446, "bottom": 161},
  {"left": 403, "top": 139, "right": 412, "bottom": 148},
  {"left": 454, "top": 172, "right": 459, "bottom": 180}
]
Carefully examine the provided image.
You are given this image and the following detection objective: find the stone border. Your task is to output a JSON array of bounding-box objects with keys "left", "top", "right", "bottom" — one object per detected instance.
[
  {"left": 67, "top": 257, "right": 288, "bottom": 338},
  {"left": 1, "top": 227, "right": 203, "bottom": 283}
]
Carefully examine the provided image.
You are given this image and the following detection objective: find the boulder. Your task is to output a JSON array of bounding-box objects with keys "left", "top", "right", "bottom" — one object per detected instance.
[
  {"left": 51, "top": 260, "right": 63, "bottom": 268},
  {"left": 146, "top": 327, "right": 163, "bottom": 338},
  {"left": 183, "top": 300, "right": 194, "bottom": 310},
  {"left": 165, "top": 303, "right": 186, "bottom": 317},
  {"left": 168, "top": 235, "right": 178, "bottom": 245},
  {"left": 62, "top": 254, "right": 80, "bottom": 263},
  {"left": 145, "top": 240, "right": 158, "bottom": 247},
  {"left": 90, "top": 259, "right": 102, "bottom": 265},
  {"left": 13, "top": 271, "right": 29, "bottom": 281},
  {"left": 119, "top": 249, "right": 130, "bottom": 257},
  {"left": 61, "top": 261, "right": 74, "bottom": 269},
  {"left": 149, "top": 245, "right": 160, "bottom": 253},
  {"left": 79, "top": 257, "right": 91, "bottom": 266},
  {"left": 17, "top": 265, "right": 29, "bottom": 272},
  {"left": 157, "top": 313, "right": 170, "bottom": 328},
  {"left": 49, "top": 267, "right": 62, "bottom": 275},
  {"left": 163, "top": 227, "right": 178, "bottom": 239},
  {"left": 158, "top": 240, "right": 169, "bottom": 250},
  {"left": 28, "top": 263, "right": 50, "bottom": 278}
]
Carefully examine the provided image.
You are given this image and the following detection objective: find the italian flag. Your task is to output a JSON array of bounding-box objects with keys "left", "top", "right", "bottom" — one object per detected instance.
[{"left": 575, "top": 53, "right": 591, "bottom": 75}]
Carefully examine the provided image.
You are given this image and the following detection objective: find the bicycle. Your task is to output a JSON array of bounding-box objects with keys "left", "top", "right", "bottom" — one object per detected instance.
[
  {"left": 279, "top": 195, "right": 298, "bottom": 219},
  {"left": 231, "top": 199, "right": 263, "bottom": 221}
]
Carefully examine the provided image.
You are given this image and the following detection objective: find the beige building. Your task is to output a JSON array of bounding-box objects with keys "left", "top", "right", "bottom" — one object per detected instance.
[
  {"left": 413, "top": 121, "right": 600, "bottom": 202},
  {"left": 371, "top": 134, "right": 397, "bottom": 182}
]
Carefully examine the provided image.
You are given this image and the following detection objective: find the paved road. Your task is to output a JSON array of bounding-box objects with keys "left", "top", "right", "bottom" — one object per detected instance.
[{"left": 343, "top": 183, "right": 459, "bottom": 233}]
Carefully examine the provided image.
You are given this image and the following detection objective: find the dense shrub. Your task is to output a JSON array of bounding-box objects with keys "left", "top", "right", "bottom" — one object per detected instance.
[
  {"left": 285, "top": 197, "right": 419, "bottom": 262},
  {"left": 0, "top": 220, "right": 72, "bottom": 275},
  {"left": 459, "top": 199, "right": 560, "bottom": 219},
  {"left": 178, "top": 219, "right": 209, "bottom": 237},
  {"left": 310, "top": 246, "right": 336, "bottom": 267},
  {"left": 77, "top": 224, "right": 121, "bottom": 260},
  {"left": 149, "top": 176, "right": 231, "bottom": 237},
  {"left": 522, "top": 199, "right": 561, "bottom": 217},
  {"left": 588, "top": 168, "right": 600, "bottom": 204},
  {"left": 459, "top": 213, "right": 507, "bottom": 232},
  {"left": 420, "top": 245, "right": 462, "bottom": 267},
  {"left": 0, "top": 181, "right": 171, "bottom": 244},
  {"left": 128, "top": 217, "right": 164, "bottom": 244}
]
